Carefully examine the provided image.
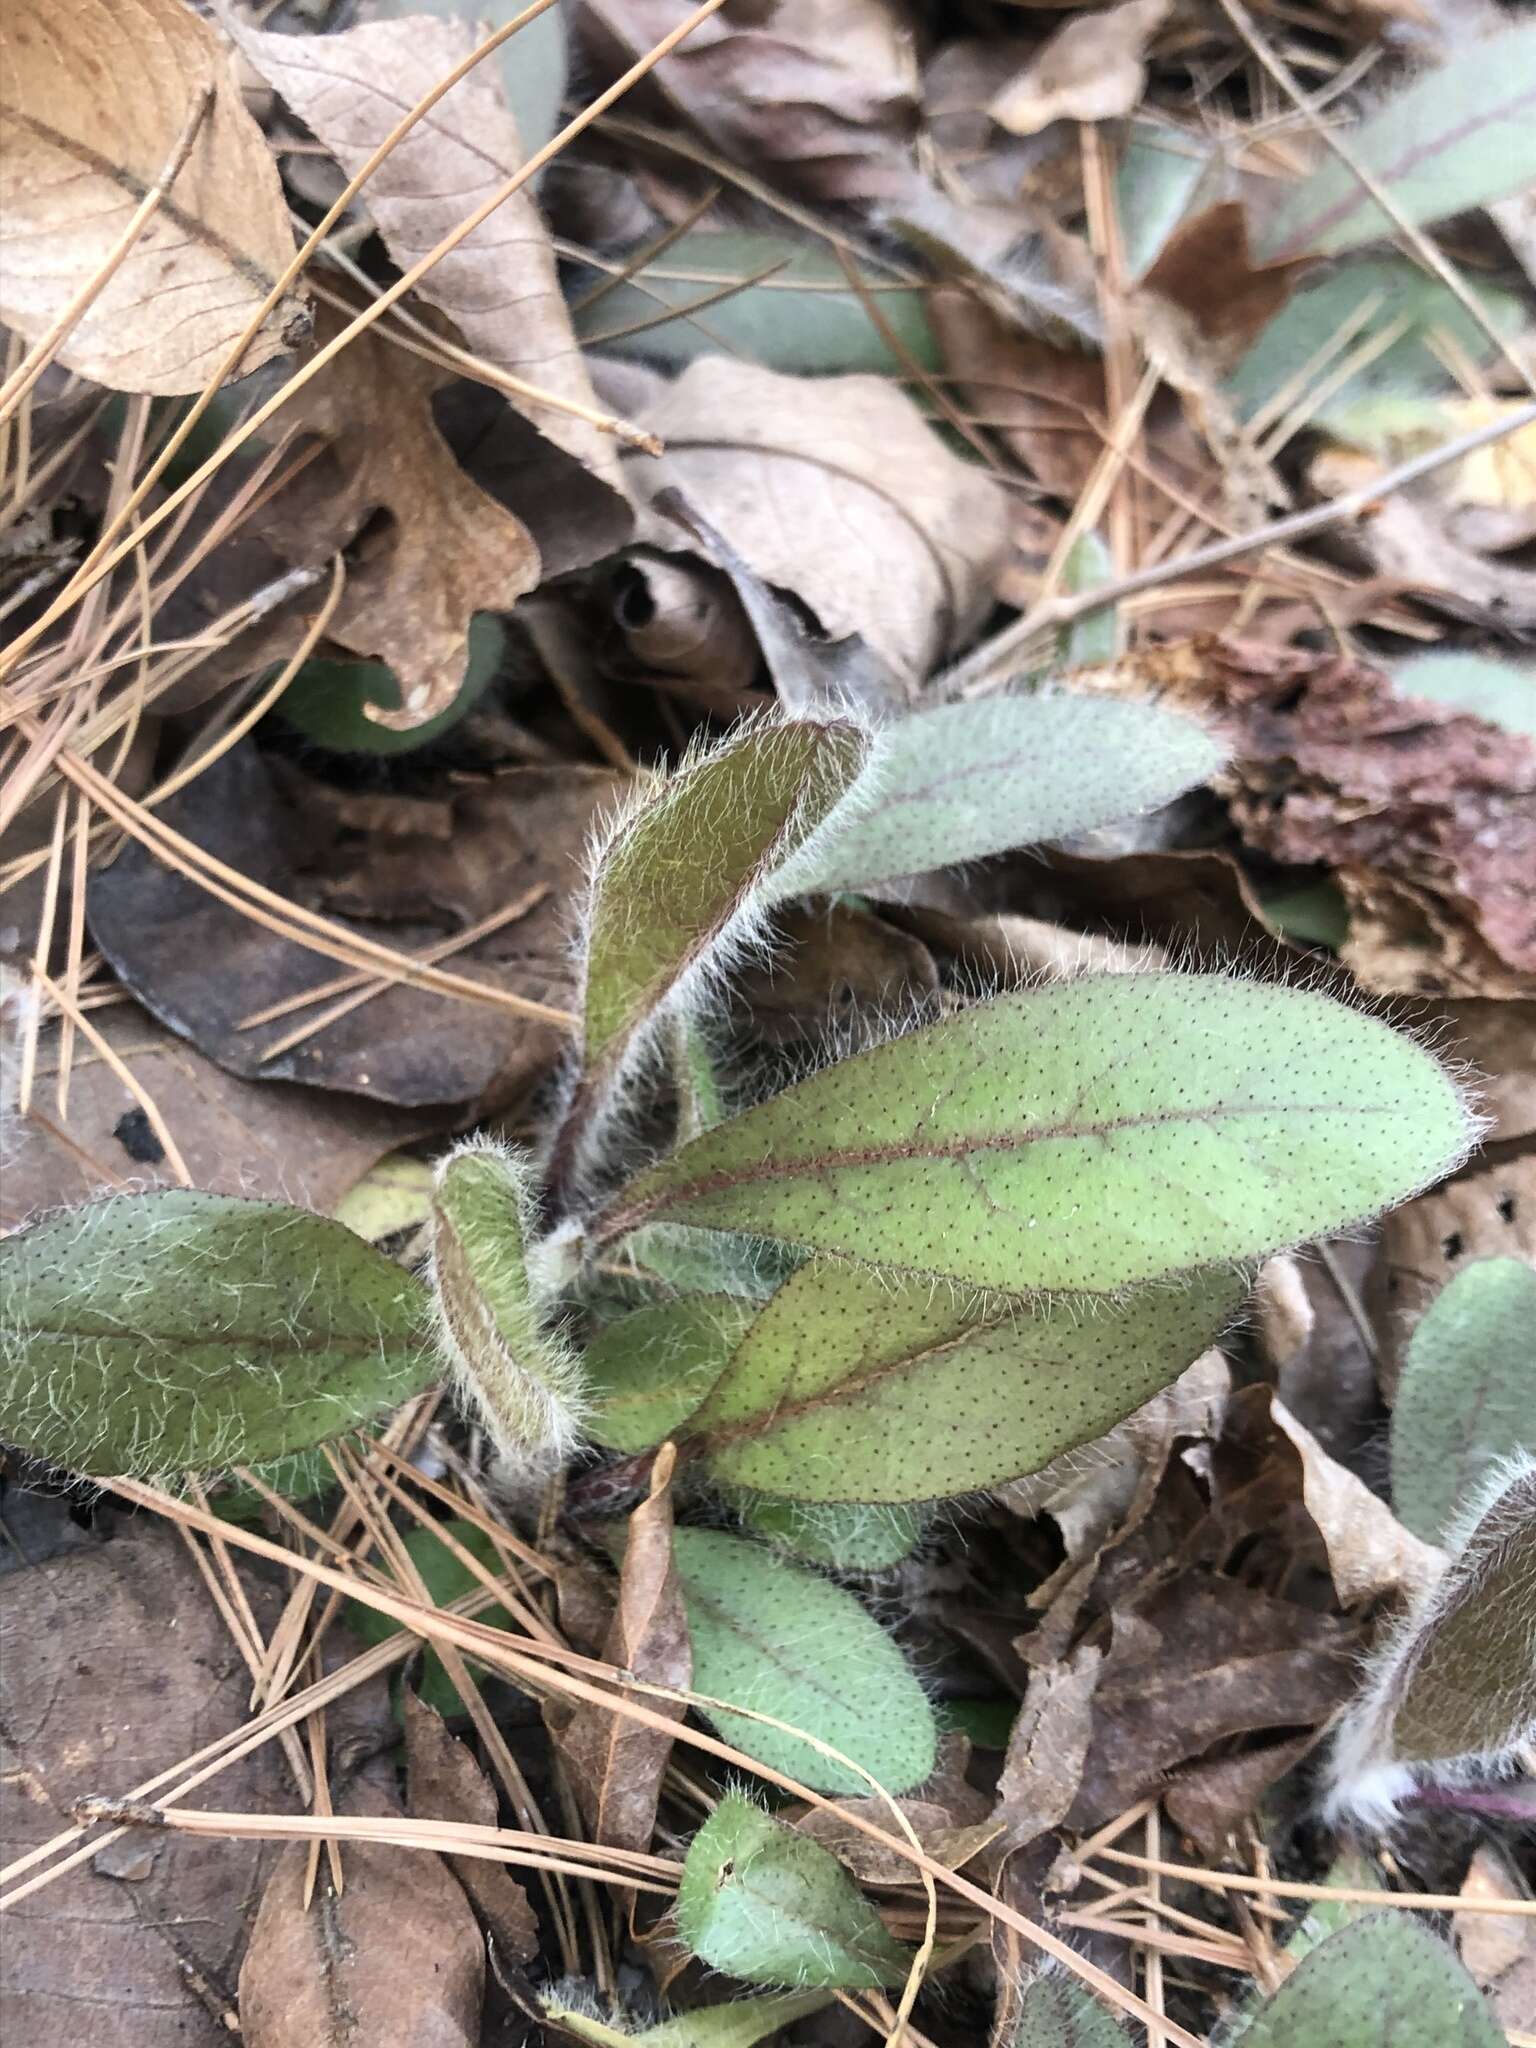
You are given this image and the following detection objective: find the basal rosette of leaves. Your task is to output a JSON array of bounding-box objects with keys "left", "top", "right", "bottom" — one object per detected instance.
[{"left": 0, "top": 710, "right": 1482, "bottom": 1829}]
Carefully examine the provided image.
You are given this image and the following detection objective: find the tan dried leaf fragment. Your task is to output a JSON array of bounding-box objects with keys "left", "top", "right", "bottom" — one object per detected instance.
[
  {"left": 0, "top": 0, "right": 304, "bottom": 394},
  {"left": 230, "top": 11, "right": 626, "bottom": 501},
  {"left": 989, "top": 0, "right": 1172, "bottom": 136}
]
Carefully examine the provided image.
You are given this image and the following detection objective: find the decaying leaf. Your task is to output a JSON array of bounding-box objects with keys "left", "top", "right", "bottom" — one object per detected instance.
[
  {"left": 232, "top": 10, "right": 629, "bottom": 510},
  {"left": 1270, "top": 1397, "right": 1447, "bottom": 1608},
  {"left": 989, "top": 0, "right": 1171, "bottom": 137},
  {"left": 0, "top": 0, "right": 305, "bottom": 393},
  {"left": 239, "top": 1780, "right": 483, "bottom": 2048},
  {"left": 581, "top": 0, "right": 920, "bottom": 204},
  {"left": 629, "top": 357, "right": 1011, "bottom": 688},
  {"left": 0, "top": 1525, "right": 288, "bottom": 2046},
  {"left": 554, "top": 1444, "right": 691, "bottom": 1851},
  {"left": 995, "top": 1646, "right": 1104, "bottom": 1853},
  {"left": 403, "top": 1691, "right": 539, "bottom": 1965}
]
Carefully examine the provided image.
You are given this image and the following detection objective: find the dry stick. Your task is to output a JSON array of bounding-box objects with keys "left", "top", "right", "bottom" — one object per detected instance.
[
  {"left": 1219, "top": 0, "right": 1535, "bottom": 397},
  {"left": 945, "top": 391, "right": 1536, "bottom": 696},
  {"left": 106, "top": 1479, "right": 1198, "bottom": 2048},
  {"left": 0, "top": 0, "right": 731, "bottom": 681},
  {"left": 0, "top": 88, "right": 216, "bottom": 423}
]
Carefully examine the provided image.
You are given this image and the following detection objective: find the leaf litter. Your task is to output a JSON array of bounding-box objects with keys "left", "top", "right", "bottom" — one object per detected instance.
[{"left": 3, "top": 2, "right": 1536, "bottom": 2044}]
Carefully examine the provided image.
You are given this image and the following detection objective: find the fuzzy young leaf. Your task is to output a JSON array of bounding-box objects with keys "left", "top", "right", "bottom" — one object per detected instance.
[
  {"left": 737, "top": 1496, "right": 926, "bottom": 1571},
  {"left": 1329, "top": 1464, "right": 1536, "bottom": 1821},
  {"left": 1233, "top": 1915, "right": 1500, "bottom": 2048},
  {"left": 585, "top": 1297, "right": 758, "bottom": 1453},
  {"left": 1013, "top": 1974, "right": 1126, "bottom": 2047},
  {"left": 771, "top": 698, "right": 1220, "bottom": 900},
  {"left": 1253, "top": 25, "right": 1536, "bottom": 262},
  {"left": 675, "top": 1793, "right": 912, "bottom": 1989},
  {"left": 1392, "top": 1259, "right": 1536, "bottom": 1544},
  {"left": 693, "top": 1259, "right": 1238, "bottom": 1503},
  {"left": 666, "top": 1528, "right": 936, "bottom": 1793},
  {"left": 582, "top": 719, "right": 867, "bottom": 1083},
  {"left": 431, "top": 1144, "right": 585, "bottom": 1460},
  {"left": 542, "top": 1989, "right": 833, "bottom": 2048},
  {"left": 0, "top": 1192, "right": 432, "bottom": 1477},
  {"left": 601, "top": 976, "right": 1472, "bottom": 1298}
]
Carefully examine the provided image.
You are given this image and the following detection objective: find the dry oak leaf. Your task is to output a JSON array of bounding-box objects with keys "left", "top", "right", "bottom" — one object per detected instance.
[
  {"left": 231, "top": 11, "right": 628, "bottom": 509},
  {"left": 581, "top": 0, "right": 919, "bottom": 205},
  {"left": 631, "top": 355, "right": 1012, "bottom": 687},
  {"left": 248, "top": 306, "right": 540, "bottom": 728},
  {"left": 238, "top": 1779, "right": 483, "bottom": 2048},
  {"left": 989, "top": 0, "right": 1172, "bottom": 136},
  {"left": 0, "top": 0, "right": 305, "bottom": 395},
  {"left": 402, "top": 1692, "right": 539, "bottom": 1967}
]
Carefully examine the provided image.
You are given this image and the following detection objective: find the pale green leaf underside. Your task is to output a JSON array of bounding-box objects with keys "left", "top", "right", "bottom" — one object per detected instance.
[
  {"left": 585, "top": 1296, "right": 757, "bottom": 1452},
  {"left": 1391, "top": 1258, "right": 1536, "bottom": 1544},
  {"left": 584, "top": 719, "right": 866, "bottom": 1072},
  {"left": 1233, "top": 1915, "right": 1500, "bottom": 2048},
  {"left": 1013, "top": 1973, "right": 1127, "bottom": 2046},
  {"left": 605, "top": 976, "right": 1472, "bottom": 1297},
  {"left": 670, "top": 1527, "right": 936, "bottom": 1794},
  {"left": 1253, "top": 25, "right": 1536, "bottom": 261},
  {"left": 694, "top": 1259, "right": 1238, "bottom": 1503},
  {"left": 676, "top": 1794, "right": 912, "bottom": 1988},
  {"left": 0, "top": 1192, "right": 432, "bottom": 1476},
  {"left": 1393, "top": 651, "right": 1536, "bottom": 740},
  {"left": 542, "top": 1989, "right": 833, "bottom": 2048},
  {"left": 771, "top": 697, "right": 1221, "bottom": 899}
]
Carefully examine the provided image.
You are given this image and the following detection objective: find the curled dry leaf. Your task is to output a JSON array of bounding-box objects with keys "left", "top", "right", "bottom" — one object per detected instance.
[
  {"left": 1084, "top": 637, "right": 1536, "bottom": 997},
  {"left": 1270, "top": 1396, "right": 1447, "bottom": 1608},
  {"left": 238, "top": 1780, "right": 483, "bottom": 2048},
  {"left": 989, "top": 0, "right": 1172, "bottom": 137},
  {"left": 232, "top": 11, "right": 629, "bottom": 511},
  {"left": 244, "top": 305, "right": 542, "bottom": 730},
  {"left": 403, "top": 1692, "right": 539, "bottom": 1966},
  {"left": 0, "top": 0, "right": 305, "bottom": 394},
  {"left": 87, "top": 745, "right": 618, "bottom": 1113},
  {"left": 0, "top": 1526, "right": 287, "bottom": 2047},
  {"left": 550, "top": 1443, "right": 691, "bottom": 1852},
  {"left": 581, "top": 0, "right": 920, "bottom": 204},
  {"left": 629, "top": 356, "right": 1011, "bottom": 690}
]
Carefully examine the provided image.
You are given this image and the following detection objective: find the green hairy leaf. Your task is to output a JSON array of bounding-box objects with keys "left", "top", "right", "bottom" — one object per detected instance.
[
  {"left": 1393, "top": 651, "right": 1536, "bottom": 739},
  {"left": 1013, "top": 1974, "right": 1126, "bottom": 2046},
  {"left": 1391, "top": 1462, "right": 1536, "bottom": 1767},
  {"left": 585, "top": 1297, "right": 757, "bottom": 1453},
  {"left": 601, "top": 976, "right": 1472, "bottom": 1297},
  {"left": 1232, "top": 1915, "right": 1500, "bottom": 2048},
  {"left": 1254, "top": 25, "right": 1536, "bottom": 262},
  {"left": 1060, "top": 534, "right": 1117, "bottom": 668},
  {"left": 1392, "top": 1260, "right": 1536, "bottom": 1543},
  {"left": 542, "top": 1989, "right": 833, "bottom": 2048},
  {"left": 431, "top": 1144, "right": 586, "bottom": 1459},
  {"left": 344, "top": 1518, "right": 513, "bottom": 1717},
  {"left": 615, "top": 1224, "right": 797, "bottom": 1302},
  {"left": 0, "top": 1191, "right": 433, "bottom": 1477},
  {"left": 737, "top": 1496, "right": 926, "bottom": 1571},
  {"left": 582, "top": 719, "right": 867, "bottom": 1083},
  {"left": 771, "top": 698, "right": 1221, "bottom": 899},
  {"left": 693, "top": 1258, "right": 1238, "bottom": 1503},
  {"left": 1115, "top": 124, "right": 1220, "bottom": 279},
  {"left": 667, "top": 1527, "right": 936, "bottom": 1793},
  {"left": 574, "top": 229, "right": 938, "bottom": 377},
  {"left": 675, "top": 1793, "right": 912, "bottom": 1989}
]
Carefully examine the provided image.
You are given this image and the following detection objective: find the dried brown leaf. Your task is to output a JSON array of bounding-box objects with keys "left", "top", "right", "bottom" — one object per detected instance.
[
  {"left": 0, "top": 1525, "right": 288, "bottom": 2046},
  {"left": 989, "top": 0, "right": 1171, "bottom": 137},
  {"left": 3, "top": 1002, "right": 434, "bottom": 1232},
  {"left": 232, "top": 12, "right": 629, "bottom": 516},
  {"left": 582, "top": 0, "right": 920, "bottom": 204},
  {"left": 551, "top": 1443, "right": 690, "bottom": 1853},
  {"left": 86, "top": 745, "right": 618, "bottom": 1113},
  {"left": 1455, "top": 1843, "right": 1534, "bottom": 1991},
  {"left": 402, "top": 1692, "right": 539, "bottom": 1967},
  {"left": 794, "top": 1800, "right": 1002, "bottom": 1888},
  {"left": 995, "top": 1646, "right": 1103, "bottom": 1852},
  {"left": 1270, "top": 1396, "right": 1447, "bottom": 1608},
  {"left": 0, "top": 0, "right": 305, "bottom": 394},
  {"left": 238, "top": 1779, "right": 483, "bottom": 2048},
  {"left": 629, "top": 356, "right": 1011, "bottom": 688},
  {"left": 247, "top": 305, "right": 541, "bottom": 729}
]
